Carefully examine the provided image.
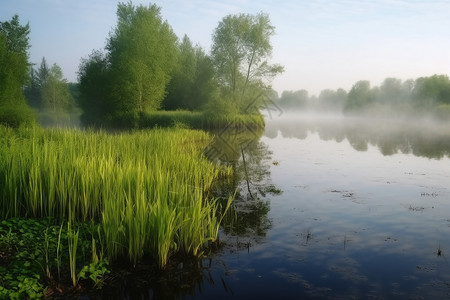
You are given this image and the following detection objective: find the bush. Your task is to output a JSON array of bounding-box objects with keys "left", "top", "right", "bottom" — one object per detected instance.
[{"left": 0, "top": 104, "right": 35, "bottom": 127}]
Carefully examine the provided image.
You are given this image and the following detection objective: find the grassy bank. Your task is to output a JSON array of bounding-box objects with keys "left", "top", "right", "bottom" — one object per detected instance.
[
  {"left": 139, "top": 110, "right": 265, "bottom": 130},
  {"left": 0, "top": 125, "right": 233, "bottom": 297}
]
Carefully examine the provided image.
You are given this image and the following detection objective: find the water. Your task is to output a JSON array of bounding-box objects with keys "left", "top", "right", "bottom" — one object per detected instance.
[{"left": 102, "top": 114, "right": 450, "bottom": 299}]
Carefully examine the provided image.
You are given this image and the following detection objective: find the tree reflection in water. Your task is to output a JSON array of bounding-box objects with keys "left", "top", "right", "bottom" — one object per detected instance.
[
  {"left": 206, "top": 124, "right": 282, "bottom": 246},
  {"left": 98, "top": 256, "right": 226, "bottom": 300},
  {"left": 265, "top": 115, "right": 450, "bottom": 159}
]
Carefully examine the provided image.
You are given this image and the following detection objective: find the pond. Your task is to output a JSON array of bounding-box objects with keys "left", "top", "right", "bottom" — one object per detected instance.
[{"left": 102, "top": 114, "right": 450, "bottom": 299}]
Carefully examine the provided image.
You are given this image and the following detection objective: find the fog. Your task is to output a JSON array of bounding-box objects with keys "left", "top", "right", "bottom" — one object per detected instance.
[
  {"left": 264, "top": 111, "right": 450, "bottom": 160},
  {"left": 272, "top": 75, "right": 450, "bottom": 123},
  {"left": 36, "top": 109, "right": 81, "bottom": 128}
]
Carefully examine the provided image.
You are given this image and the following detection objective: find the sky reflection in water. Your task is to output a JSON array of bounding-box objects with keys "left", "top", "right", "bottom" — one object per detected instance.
[{"left": 196, "top": 116, "right": 450, "bottom": 299}]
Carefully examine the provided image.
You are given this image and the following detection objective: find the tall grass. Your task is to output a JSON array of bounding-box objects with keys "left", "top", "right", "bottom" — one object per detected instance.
[
  {"left": 139, "top": 110, "right": 265, "bottom": 130},
  {"left": 0, "top": 125, "right": 233, "bottom": 268}
]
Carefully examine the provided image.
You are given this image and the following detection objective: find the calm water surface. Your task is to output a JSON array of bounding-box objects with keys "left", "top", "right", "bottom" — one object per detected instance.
[
  {"left": 195, "top": 115, "right": 450, "bottom": 299},
  {"left": 104, "top": 115, "right": 450, "bottom": 299}
]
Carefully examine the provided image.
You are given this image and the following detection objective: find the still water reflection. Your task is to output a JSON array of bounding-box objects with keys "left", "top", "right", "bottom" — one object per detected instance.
[
  {"left": 202, "top": 115, "right": 450, "bottom": 299},
  {"left": 103, "top": 115, "right": 450, "bottom": 299}
]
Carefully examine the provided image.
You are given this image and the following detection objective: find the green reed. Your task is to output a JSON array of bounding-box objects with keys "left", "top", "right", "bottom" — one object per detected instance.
[
  {"left": 0, "top": 125, "right": 233, "bottom": 268},
  {"left": 139, "top": 110, "right": 265, "bottom": 130}
]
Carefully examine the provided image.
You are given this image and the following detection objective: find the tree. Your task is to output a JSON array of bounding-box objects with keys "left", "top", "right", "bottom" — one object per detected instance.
[
  {"left": 344, "top": 80, "right": 372, "bottom": 112},
  {"left": 107, "top": 2, "right": 178, "bottom": 121},
  {"left": 278, "top": 90, "right": 309, "bottom": 109},
  {"left": 0, "top": 14, "right": 34, "bottom": 127},
  {"left": 0, "top": 15, "right": 30, "bottom": 55},
  {"left": 413, "top": 74, "right": 450, "bottom": 107},
  {"left": 36, "top": 57, "right": 50, "bottom": 89},
  {"left": 163, "top": 35, "right": 218, "bottom": 110},
  {"left": 25, "top": 57, "right": 50, "bottom": 108},
  {"left": 401, "top": 79, "right": 414, "bottom": 101},
  {"left": 211, "top": 12, "right": 283, "bottom": 113},
  {"left": 378, "top": 77, "right": 402, "bottom": 104},
  {"left": 77, "top": 50, "right": 111, "bottom": 126},
  {"left": 317, "top": 88, "right": 347, "bottom": 111},
  {"left": 41, "top": 63, "right": 73, "bottom": 113}
]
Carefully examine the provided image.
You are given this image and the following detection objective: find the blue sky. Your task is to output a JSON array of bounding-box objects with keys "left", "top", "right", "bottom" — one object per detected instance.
[{"left": 1, "top": 0, "right": 449, "bottom": 95}]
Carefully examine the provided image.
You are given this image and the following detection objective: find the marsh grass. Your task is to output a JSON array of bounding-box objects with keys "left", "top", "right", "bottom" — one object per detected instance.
[
  {"left": 0, "top": 125, "right": 233, "bottom": 268},
  {"left": 139, "top": 110, "right": 265, "bottom": 130}
]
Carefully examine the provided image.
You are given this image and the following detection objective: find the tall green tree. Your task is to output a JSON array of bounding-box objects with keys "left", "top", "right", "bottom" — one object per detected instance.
[
  {"left": 0, "top": 14, "right": 34, "bottom": 127},
  {"left": 36, "top": 57, "right": 50, "bottom": 89},
  {"left": 77, "top": 50, "right": 111, "bottom": 126},
  {"left": 25, "top": 57, "right": 50, "bottom": 108},
  {"left": 0, "top": 15, "right": 30, "bottom": 54},
  {"left": 107, "top": 2, "right": 178, "bottom": 121},
  {"left": 163, "top": 35, "right": 218, "bottom": 110},
  {"left": 41, "top": 63, "right": 73, "bottom": 113},
  {"left": 211, "top": 12, "right": 283, "bottom": 113}
]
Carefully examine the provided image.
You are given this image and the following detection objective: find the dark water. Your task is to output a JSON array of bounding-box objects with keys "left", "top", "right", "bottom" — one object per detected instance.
[{"left": 103, "top": 114, "right": 450, "bottom": 299}]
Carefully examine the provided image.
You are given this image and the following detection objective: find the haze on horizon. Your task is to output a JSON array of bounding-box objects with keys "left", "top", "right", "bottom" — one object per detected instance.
[{"left": 1, "top": 0, "right": 449, "bottom": 96}]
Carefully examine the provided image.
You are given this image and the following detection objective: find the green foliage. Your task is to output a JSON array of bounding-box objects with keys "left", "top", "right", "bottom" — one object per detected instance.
[
  {"left": 24, "top": 58, "right": 79, "bottom": 127},
  {"left": 0, "top": 104, "right": 35, "bottom": 127},
  {"left": 139, "top": 110, "right": 265, "bottom": 130},
  {"left": 0, "top": 14, "right": 30, "bottom": 55},
  {"left": 0, "top": 15, "right": 35, "bottom": 127},
  {"left": 211, "top": 12, "right": 283, "bottom": 113},
  {"left": 163, "top": 35, "right": 218, "bottom": 111},
  {"left": 77, "top": 50, "right": 111, "bottom": 126},
  {"left": 78, "top": 260, "right": 110, "bottom": 288},
  {"left": 78, "top": 2, "right": 179, "bottom": 127},
  {"left": 413, "top": 74, "right": 450, "bottom": 107},
  {"left": 108, "top": 2, "right": 178, "bottom": 114},
  {"left": 0, "top": 218, "right": 109, "bottom": 298},
  {"left": 0, "top": 125, "right": 234, "bottom": 269},
  {"left": 0, "top": 218, "right": 47, "bottom": 299},
  {"left": 41, "top": 63, "right": 73, "bottom": 112},
  {"left": 344, "top": 80, "right": 372, "bottom": 112},
  {"left": 67, "top": 222, "right": 79, "bottom": 286},
  {"left": 25, "top": 57, "right": 50, "bottom": 109}
]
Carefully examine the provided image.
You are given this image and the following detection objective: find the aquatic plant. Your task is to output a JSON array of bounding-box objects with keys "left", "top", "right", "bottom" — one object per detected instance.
[
  {"left": 0, "top": 125, "right": 233, "bottom": 268},
  {"left": 139, "top": 110, "right": 265, "bottom": 130}
]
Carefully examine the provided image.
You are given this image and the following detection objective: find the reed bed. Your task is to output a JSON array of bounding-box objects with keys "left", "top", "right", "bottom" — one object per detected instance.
[
  {"left": 139, "top": 110, "right": 265, "bottom": 130},
  {"left": 0, "top": 125, "right": 233, "bottom": 268}
]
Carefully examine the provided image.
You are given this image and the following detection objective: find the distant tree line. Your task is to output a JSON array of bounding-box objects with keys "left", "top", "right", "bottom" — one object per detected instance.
[{"left": 276, "top": 75, "right": 450, "bottom": 119}]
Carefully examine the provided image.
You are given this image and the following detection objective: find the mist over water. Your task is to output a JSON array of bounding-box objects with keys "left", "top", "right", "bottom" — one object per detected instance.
[{"left": 265, "top": 111, "right": 450, "bottom": 159}]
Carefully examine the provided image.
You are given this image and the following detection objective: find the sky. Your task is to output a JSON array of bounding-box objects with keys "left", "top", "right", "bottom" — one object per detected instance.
[{"left": 1, "top": 0, "right": 450, "bottom": 96}]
